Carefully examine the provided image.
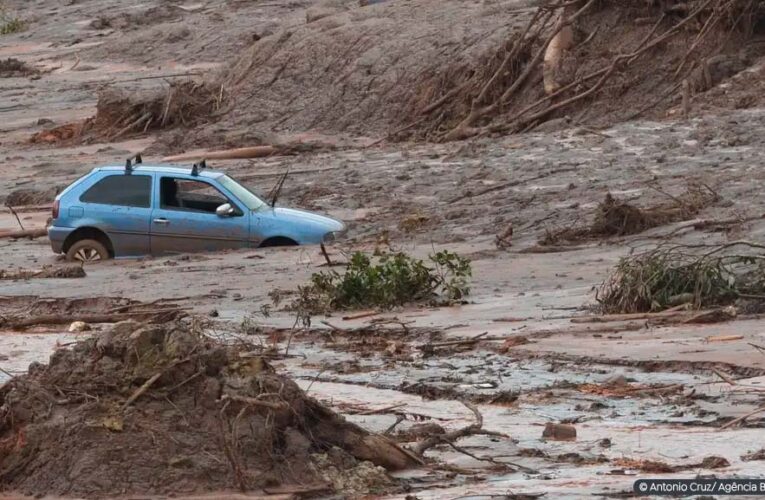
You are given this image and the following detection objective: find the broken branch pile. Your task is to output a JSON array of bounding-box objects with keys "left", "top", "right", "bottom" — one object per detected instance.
[
  {"left": 403, "top": 0, "right": 765, "bottom": 141},
  {"left": 597, "top": 241, "right": 765, "bottom": 313},
  {"left": 92, "top": 81, "right": 223, "bottom": 141},
  {"left": 541, "top": 184, "right": 719, "bottom": 245},
  {"left": 0, "top": 295, "right": 187, "bottom": 330},
  {"left": 0, "top": 320, "right": 417, "bottom": 497}
]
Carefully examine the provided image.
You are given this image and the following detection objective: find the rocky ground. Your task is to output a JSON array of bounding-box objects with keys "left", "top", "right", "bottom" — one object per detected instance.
[{"left": 2, "top": 0, "right": 765, "bottom": 499}]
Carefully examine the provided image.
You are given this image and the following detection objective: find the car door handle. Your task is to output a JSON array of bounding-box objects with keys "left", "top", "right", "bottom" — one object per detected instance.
[{"left": 153, "top": 218, "right": 169, "bottom": 225}]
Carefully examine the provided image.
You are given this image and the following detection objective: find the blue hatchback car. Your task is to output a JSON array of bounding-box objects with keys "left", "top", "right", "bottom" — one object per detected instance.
[{"left": 48, "top": 161, "right": 346, "bottom": 262}]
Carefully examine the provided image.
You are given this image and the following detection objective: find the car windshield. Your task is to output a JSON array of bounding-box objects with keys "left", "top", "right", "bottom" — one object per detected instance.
[{"left": 218, "top": 175, "right": 266, "bottom": 211}]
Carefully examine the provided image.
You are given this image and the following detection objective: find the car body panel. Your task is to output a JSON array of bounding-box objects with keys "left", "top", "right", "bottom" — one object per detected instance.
[
  {"left": 150, "top": 172, "right": 251, "bottom": 254},
  {"left": 48, "top": 164, "right": 346, "bottom": 258},
  {"left": 251, "top": 207, "right": 345, "bottom": 245}
]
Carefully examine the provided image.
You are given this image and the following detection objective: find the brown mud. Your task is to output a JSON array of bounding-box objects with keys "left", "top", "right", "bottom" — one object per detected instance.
[
  {"left": 2, "top": 0, "right": 765, "bottom": 498},
  {"left": 0, "top": 321, "right": 411, "bottom": 498}
]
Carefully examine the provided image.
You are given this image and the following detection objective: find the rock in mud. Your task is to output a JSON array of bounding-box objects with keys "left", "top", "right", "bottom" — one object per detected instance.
[
  {"left": 542, "top": 422, "right": 577, "bottom": 441},
  {"left": 67, "top": 321, "right": 91, "bottom": 333}
]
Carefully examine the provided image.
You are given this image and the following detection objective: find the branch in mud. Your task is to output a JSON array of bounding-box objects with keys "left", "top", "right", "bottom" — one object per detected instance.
[{"left": 408, "top": 401, "right": 533, "bottom": 472}]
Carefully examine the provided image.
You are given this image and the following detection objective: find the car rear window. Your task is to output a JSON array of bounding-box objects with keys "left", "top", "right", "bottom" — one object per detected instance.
[{"left": 80, "top": 174, "right": 151, "bottom": 208}]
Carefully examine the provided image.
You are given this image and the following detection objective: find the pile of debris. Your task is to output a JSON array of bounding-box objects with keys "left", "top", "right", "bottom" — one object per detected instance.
[
  {"left": 0, "top": 58, "right": 37, "bottom": 78},
  {"left": 0, "top": 320, "right": 417, "bottom": 497},
  {"left": 0, "top": 296, "right": 187, "bottom": 330},
  {"left": 597, "top": 241, "right": 765, "bottom": 313},
  {"left": 541, "top": 185, "right": 719, "bottom": 245}
]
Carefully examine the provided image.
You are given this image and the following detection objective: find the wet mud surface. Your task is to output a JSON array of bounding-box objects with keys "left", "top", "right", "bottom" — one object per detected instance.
[{"left": 2, "top": 0, "right": 765, "bottom": 498}]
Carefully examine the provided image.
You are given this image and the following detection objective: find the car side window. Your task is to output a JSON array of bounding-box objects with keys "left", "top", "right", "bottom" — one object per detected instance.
[
  {"left": 80, "top": 174, "right": 151, "bottom": 208},
  {"left": 160, "top": 177, "right": 237, "bottom": 215}
]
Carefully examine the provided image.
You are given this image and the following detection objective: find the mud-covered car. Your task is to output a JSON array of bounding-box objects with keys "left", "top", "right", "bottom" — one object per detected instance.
[{"left": 48, "top": 159, "right": 346, "bottom": 262}]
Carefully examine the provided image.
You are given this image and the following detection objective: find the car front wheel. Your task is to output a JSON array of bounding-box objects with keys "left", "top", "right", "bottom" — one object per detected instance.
[{"left": 66, "top": 239, "right": 110, "bottom": 263}]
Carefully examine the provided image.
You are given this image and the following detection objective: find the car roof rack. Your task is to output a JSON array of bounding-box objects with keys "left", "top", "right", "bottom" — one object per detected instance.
[
  {"left": 125, "top": 154, "right": 143, "bottom": 174},
  {"left": 191, "top": 159, "right": 207, "bottom": 177}
]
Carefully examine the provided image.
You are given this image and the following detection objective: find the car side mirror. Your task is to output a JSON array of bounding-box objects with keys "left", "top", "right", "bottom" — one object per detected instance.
[{"left": 216, "top": 203, "right": 235, "bottom": 217}]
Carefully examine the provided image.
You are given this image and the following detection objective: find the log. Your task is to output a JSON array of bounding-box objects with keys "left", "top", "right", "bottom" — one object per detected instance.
[
  {"left": 0, "top": 228, "right": 47, "bottom": 239},
  {"left": 162, "top": 146, "right": 280, "bottom": 162}
]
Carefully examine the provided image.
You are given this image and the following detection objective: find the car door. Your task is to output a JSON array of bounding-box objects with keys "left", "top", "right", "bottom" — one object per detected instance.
[
  {"left": 77, "top": 172, "right": 154, "bottom": 257},
  {"left": 149, "top": 175, "right": 250, "bottom": 255}
]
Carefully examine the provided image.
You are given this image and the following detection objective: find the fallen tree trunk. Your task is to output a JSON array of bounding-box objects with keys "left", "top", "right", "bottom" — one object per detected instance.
[
  {"left": 163, "top": 146, "right": 280, "bottom": 162},
  {"left": 0, "top": 228, "right": 47, "bottom": 239}
]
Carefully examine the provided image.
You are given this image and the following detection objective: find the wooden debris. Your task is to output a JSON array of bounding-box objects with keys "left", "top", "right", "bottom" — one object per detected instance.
[
  {"left": 706, "top": 335, "right": 744, "bottom": 343},
  {"left": 0, "top": 266, "right": 85, "bottom": 280},
  {"left": 719, "top": 405, "right": 765, "bottom": 430},
  {"left": 0, "top": 307, "right": 187, "bottom": 330},
  {"left": 713, "top": 368, "right": 737, "bottom": 386},
  {"left": 122, "top": 372, "right": 163, "bottom": 411},
  {"left": 0, "top": 228, "right": 47, "bottom": 239},
  {"left": 357, "top": 403, "right": 407, "bottom": 415},
  {"left": 162, "top": 146, "right": 279, "bottom": 162},
  {"left": 342, "top": 311, "right": 379, "bottom": 321},
  {"left": 412, "top": 402, "right": 491, "bottom": 456}
]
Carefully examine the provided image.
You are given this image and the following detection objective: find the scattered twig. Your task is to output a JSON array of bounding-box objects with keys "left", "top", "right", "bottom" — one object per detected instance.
[
  {"left": 719, "top": 405, "right": 765, "bottom": 430},
  {"left": 5, "top": 203, "right": 24, "bottom": 231},
  {"left": 122, "top": 372, "right": 163, "bottom": 411},
  {"left": 748, "top": 343, "right": 765, "bottom": 356},
  {"left": 712, "top": 368, "right": 737, "bottom": 386},
  {"left": 320, "top": 243, "right": 334, "bottom": 267},
  {"left": 221, "top": 394, "right": 289, "bottom": 411},
  {"left": 342, "top": 311, "right": 379, "bottom": 321},
  {"left": 357, "top": 403, "right": 407, "bottom": 415},
  {"left": 420, "top": 332, "right": 489, "bottom": 350}
]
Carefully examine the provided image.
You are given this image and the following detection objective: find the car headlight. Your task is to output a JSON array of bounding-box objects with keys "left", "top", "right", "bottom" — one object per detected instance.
[{"left": 323, "top": 228, "right": 347, "bottom": 243}]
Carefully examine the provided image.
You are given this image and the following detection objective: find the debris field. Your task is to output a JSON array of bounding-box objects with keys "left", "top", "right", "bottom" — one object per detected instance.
[{"left": 2, "top": 0, "right": 765, "bottom": 498}]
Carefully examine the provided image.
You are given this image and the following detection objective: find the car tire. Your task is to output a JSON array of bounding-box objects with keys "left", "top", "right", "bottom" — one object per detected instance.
[{"left": 66, "top": 239, "right": 110, "bottom": 263}]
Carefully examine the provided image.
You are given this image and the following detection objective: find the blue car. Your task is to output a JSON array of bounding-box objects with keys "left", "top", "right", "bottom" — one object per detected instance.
[{"left": 48, "top": 159, "right": 346, "bottom": 262}]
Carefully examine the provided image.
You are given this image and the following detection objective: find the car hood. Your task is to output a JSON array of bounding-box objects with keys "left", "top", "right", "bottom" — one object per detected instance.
[{"left": 268, "top": 207, "right": 345, "bottom": 231}]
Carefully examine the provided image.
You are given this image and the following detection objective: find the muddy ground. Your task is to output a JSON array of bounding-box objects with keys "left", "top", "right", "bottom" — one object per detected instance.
[{"left": 3, "top": 0, "right": 765, "bottom": 498}]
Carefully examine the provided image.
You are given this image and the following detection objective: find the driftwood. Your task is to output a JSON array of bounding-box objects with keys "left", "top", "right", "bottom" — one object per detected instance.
[
  {"left": 0, "top": 228, "right": 47, "bottom": 239},
  {"left": 162, "top": 146, "right": 279, "bottom": 162}
]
